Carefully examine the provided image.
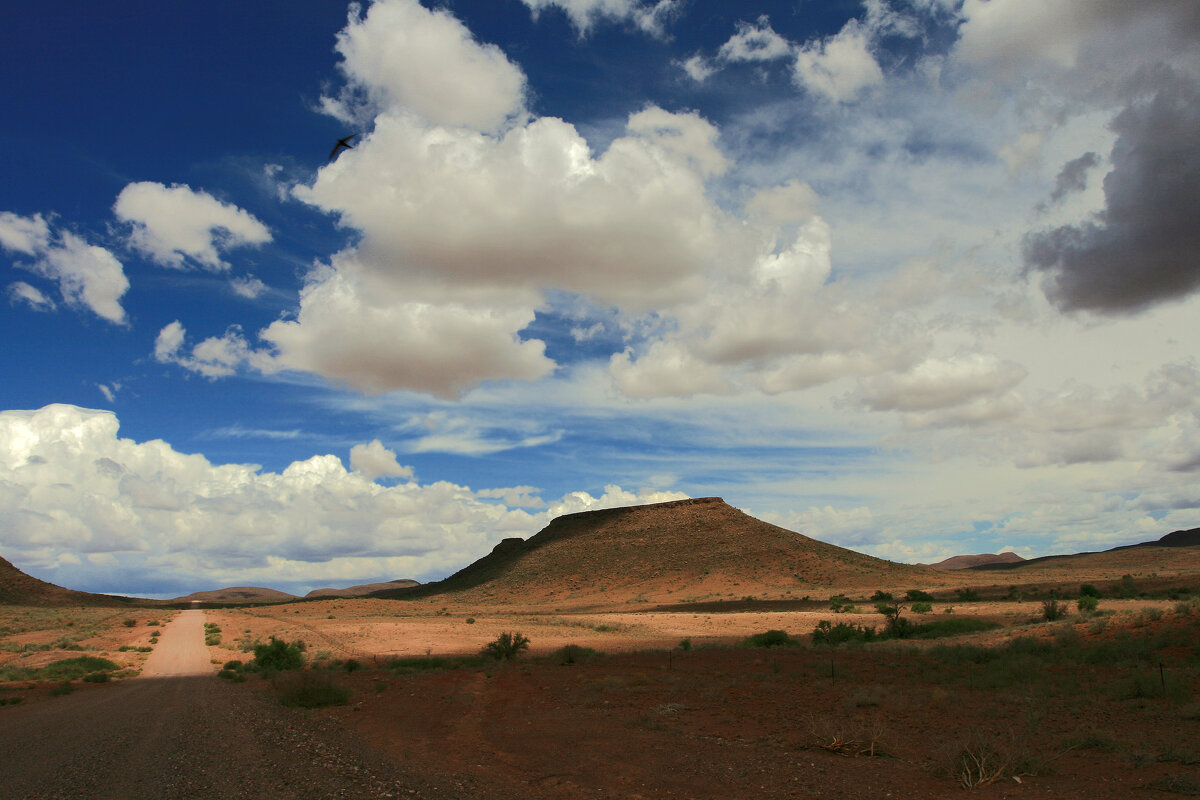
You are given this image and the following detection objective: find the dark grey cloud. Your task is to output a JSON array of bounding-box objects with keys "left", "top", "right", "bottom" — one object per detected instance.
[
  {"left": 1046, "top": 151, "right": 1100, "bottom": 205},
  {"left": 1025, "top": 72, "right": 1200, "bottom": 314}
]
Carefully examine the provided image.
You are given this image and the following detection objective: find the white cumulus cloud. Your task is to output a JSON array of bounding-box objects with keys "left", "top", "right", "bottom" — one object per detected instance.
[
  {"left": 0, "top": 404, "right": 683, "bottom": 593},
  {"left": 113, "top": 181, "right": 271, "bottom": 271},
  {"left": 349, "top": 439, "right": 414, "bottom": 481},
  {"left": 0, "top": 211, "right": 129, "bottom": 325}
]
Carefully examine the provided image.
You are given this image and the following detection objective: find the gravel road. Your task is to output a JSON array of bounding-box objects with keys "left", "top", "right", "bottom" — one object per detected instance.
[{"left": 0, "top": 611, "right": 486, "bottom": 800}]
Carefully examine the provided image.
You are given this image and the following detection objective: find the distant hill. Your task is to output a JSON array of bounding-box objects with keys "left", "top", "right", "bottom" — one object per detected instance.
[
  {"left": 306, "top": 579, "right": 419, "bottom": 599},
  {"left": 1113, "top": 527, "right": 1200, "bottom": 550},
  {"left": 170, "top": 586, "right": 298, "bottom": 604},
  {"left": 0, "top": 554, "right": 132, "bottom": 607},
  {"left": 925, "top": 552, "right": 1025, "bottom": 570},
  {"left": 374, "top": 497, "right": 942, "bottom": 606}
]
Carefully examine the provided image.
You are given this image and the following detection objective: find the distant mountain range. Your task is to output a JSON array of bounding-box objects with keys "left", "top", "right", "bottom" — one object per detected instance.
[{"left": 1, "top": 508, "right": 1197, "bottom": 607}]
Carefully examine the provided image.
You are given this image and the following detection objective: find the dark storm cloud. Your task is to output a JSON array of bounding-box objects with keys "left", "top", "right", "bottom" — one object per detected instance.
[
  {"left": 1025, "top": 73, "right": 1200, "bottom": 314},
  {"left": 1046, "top": 151, "right": 1100, "bottom": 205}
]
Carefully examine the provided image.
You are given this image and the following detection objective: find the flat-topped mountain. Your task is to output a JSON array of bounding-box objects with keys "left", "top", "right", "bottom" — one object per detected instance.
[
  {"left": 926, "top": 552, "right": 1026, "bottom": 570},
  {"left": 378, "top": 497, "right": 942, "bottom": 607},
  {"left": 170, "top": 587, "right": 298, "bottom": 604},
  {"left": 306, "top": 579, "right": 419, "bottom": 599}
]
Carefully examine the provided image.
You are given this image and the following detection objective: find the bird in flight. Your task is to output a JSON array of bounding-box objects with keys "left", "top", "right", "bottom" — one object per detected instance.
[{"left": 329, "top": 134, "right": 357, "bottom": 161}]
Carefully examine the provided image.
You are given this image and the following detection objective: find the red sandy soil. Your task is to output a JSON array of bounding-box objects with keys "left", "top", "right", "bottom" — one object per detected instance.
[{"left": 310, "top": 611, "right": 1200, "bottom": 799}]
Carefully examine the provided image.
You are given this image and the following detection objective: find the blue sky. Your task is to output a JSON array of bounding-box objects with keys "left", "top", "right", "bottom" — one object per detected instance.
[{"left": 2, "top": 0, "right": 1199, "bottom": 597}]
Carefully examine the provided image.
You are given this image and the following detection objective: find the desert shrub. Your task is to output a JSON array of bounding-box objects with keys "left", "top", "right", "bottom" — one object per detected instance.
[
  {"left": 50, "top": 682, "right": 73, "bottom": 697},
  {"left": 218, "top": 669, "right": 246, "bottom": 682},
  {"left": 1077, "top": 595, "right": 1099, "bottom": 614},
  {"left": 482, "top": 632, "right": 530, "bottom": 661},
  {"left": 555, "top": 644, "right": 598, "bottom": 665},
  {"left": 1109, "top": 669, "right": 1192, "bottom": 704},
  {"left": 1079, "top": 584, "right": 1102, "bottom": 598},
  {"left": 871, "top": 590, "right": 894, "bottom": 603},
  {"left": 465, "top": 617, "right": 476, "bottom": 624},
  {"left": 145, "top": 620, "right": 159, "bottom": 626},
  {"left": 911, "top": 601, "right": 933, "bottom": 614},
  {"left": 122, "top": 619, "right": 137, "bottom": 627},
  {"left": 386, "top": 655, "right": 487, "bottom": 674},
  {"left": 1113, "top": 574, "right": 1140, "bottom": 599},
  {"left": 204, "top": 622, "right": 221, "bottom": 633},
  {"left": 678, "top": 638, "right": 692, "bottom": 651},
  {"left": 204, "top": 633, "right": 222, "bottom": 646},
  {"left": 902, "top": 618, "right": 999, "bottom": 640},
  {"left": 82, "top": 672, "right": 109, "bottom": 683},
  {"left": 237, "top": 633, "right": 263, "bottom": 653},
  {"left": 829, "top": 595, "right": 856, "bottom": 613},
  {"left": 40, "top": 656, "right": 119, "bottom": 681},
  {"left": 223, "top": 659, "right": 244, "bottom": 671},
  {"left": 343, "top": 659, "right": 362, "bottom": 673},
  {"left": 744, "top": 629, "right": 797, "bottom": 648},
  {"left": 942, "top": 735, "right": 1043, "bottom": 788},
  {"left": 1041, "top": 599, "right": 1067, "bottom": 621},
  {"left": 253, "top": 637, "right": 306, "bottom": 671},
  {"left": 905, "top": 589, "right": 934, "bottom": 602},
  {"left": 812, "top": 620, "right": 877, "bottom": 646},
  {"left": 273, "top": 671, "right": 350, "bottom": 708},
  {"left": 955, "top": 588, "right": 980, "bottom": 602},
  {"left": 1174, "top": 598, "right": 1200, "bottom": 616}
]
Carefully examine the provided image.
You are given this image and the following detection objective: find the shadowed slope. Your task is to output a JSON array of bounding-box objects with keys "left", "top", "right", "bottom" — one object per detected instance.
[
  {"left": 0, "top": 554, "right": 131, "bottom": 607},
  {"left": 378, "top": 497, "right": 941, "bottom": 607}
]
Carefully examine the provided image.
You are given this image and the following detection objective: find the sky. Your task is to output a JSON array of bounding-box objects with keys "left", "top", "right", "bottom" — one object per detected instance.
[{"left": 1, "top": 0, "right": 1199, "bottom": 598}]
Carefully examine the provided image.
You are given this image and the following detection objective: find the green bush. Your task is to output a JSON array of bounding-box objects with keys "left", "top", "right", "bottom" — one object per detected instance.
[
  {"left": 678, "top": 638, "right": 692, "bottom": 651},
  {"left": 1113, "top": 574, "right": 1140, "bottom": 599},
  {"left": 82, "top": 672, "right": 109, "bottom": 683},
  {"left": 40, "top": 656, "right": 120, "bottom": 681},
  {"left": 482, "top": 632, "right": 530, "bottom": 661},
  {"left": 812, "top": 620, "right": 877, "bottom": 645},
  {"left": 218, "top": 669, "right": 246, "bottom": 682},
  {"left": 955, "top": 588, "right": 980, "bottom": 602},
  {"left": 343, "top": 659, "right": 362, "bottom": 673},
  {"left": 744, "top": 629, "right": 797, "bottom": 648},
  {"left": 911, "top": 601, "right": 933, "bottom": 614},
  {"left": 829, "top": 595, "right": 857, "bottom": 613},
  {"left": 905, "top": 589, "right": 934, "bottom": 602},
  {"left": 122, "top": 619, "right": 137, "bottom": 627},
  {"left": 273, "top": 671, "right": 350, "bottom": 708},
  {"left": 223, "top": 659, "right": 244, "bottom": 671},
  {"left": 1077, "top": 595, "right": 1099, "bottom": 614},
  {"left": 1080, "top": 584, "right": 1102, "bottom": 598},
  {"left": 903, "top": 618, "right": 999, "bottom": 640},
  {"left": 204, "top": 633, "right": 222, "bottom": 646},
  {"left": 555, "top": 644, "right": 598, "bottom": 664},
  {"left": 253, "top": 637, "right": 306, "bottom": 671}
]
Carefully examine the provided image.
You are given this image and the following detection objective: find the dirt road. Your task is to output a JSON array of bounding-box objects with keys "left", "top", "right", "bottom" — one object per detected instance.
[{"left": 0, "top": 610, "right": 485, "bottom": 800}]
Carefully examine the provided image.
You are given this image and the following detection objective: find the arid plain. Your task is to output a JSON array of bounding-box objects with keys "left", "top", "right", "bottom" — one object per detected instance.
[{"left": 3, "top": 498, "right": 1199, "bottom": 798}]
